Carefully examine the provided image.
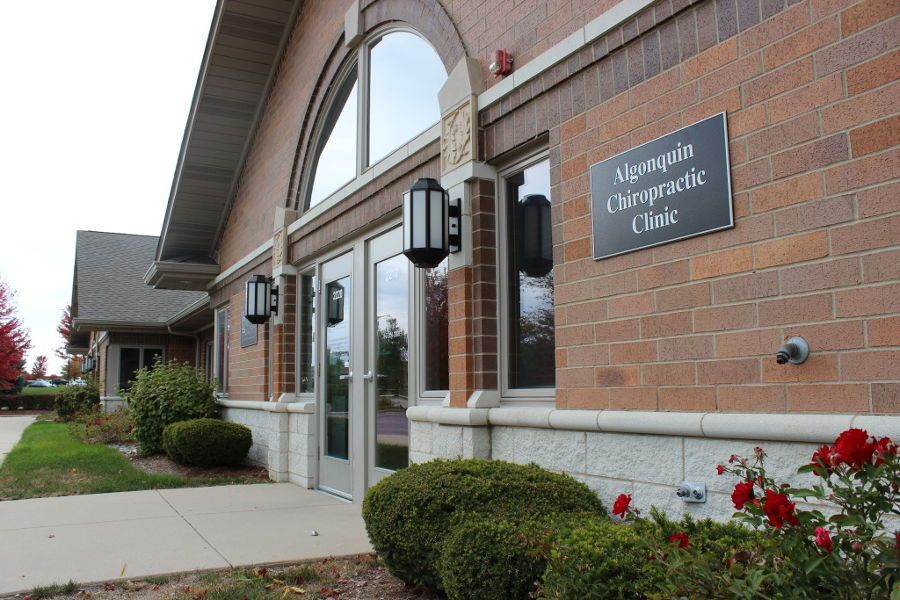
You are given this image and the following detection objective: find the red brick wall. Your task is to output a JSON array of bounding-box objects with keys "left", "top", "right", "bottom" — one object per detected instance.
[{"left": 514, "top": 0, "right": 900, "bottom": 413}]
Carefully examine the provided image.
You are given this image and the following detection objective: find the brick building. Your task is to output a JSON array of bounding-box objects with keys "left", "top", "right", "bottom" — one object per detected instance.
[
  {"left": 145, "top": 0, "right": 899, "bottom": 515},
  {"left": 68, "top": 231, "right": 212, "bottom": 410}
]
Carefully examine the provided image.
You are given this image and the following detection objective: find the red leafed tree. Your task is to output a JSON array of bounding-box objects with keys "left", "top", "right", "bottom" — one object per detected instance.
[
  {"left": 0, "top": 278, "right": 30, "bottom": 391},
  {"left": 30, "top": 355, "right": 48, "bottom": 379},
  {"left": 55, "top": 305, "right": 73, "bottom": 359}
]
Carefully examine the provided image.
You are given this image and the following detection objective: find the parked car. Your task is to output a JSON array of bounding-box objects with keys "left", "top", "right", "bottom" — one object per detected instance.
[
  {"left": 49, "top": 379, "right": 67, "bottom": 386},
  {"left": 68, "top": 378, "right": 87, "bottom": 386},
  {"left": 27, "top": 380, "right": 54, "bottom": 388}
]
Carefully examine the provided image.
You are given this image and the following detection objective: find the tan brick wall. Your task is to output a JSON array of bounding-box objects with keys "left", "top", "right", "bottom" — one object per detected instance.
[
  {"left": 506, "top": 0, "right": 900, "bottom": 413},
  {"left": 207, "top": 0, "right": 898, "bottom": 415}
]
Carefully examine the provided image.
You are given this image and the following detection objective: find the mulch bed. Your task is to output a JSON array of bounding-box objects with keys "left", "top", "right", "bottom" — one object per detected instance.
[
  {"left": 4, "top": 556, "right": 440, "bottom": 600},
  {"left": 110, "top": 443, "right": 270, "bottom": 480}
]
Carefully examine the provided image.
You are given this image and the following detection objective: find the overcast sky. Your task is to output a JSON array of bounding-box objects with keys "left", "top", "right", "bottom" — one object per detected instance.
[{"left": 0, "top": 1, "right": 216, "bottom": 375}]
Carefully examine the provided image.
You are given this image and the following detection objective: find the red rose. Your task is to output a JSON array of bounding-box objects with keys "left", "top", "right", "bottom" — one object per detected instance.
[
  {"left": 716, "top": 465, "right": 725, "bottom": 475},
  {"left": 731, "top": 481, "right": 754, "bottom": 510},
  {"left": 612, "top": 493, "right": 632, "bottom": 518},
  {"left": 831, "top": 428, "right": 876, "bottom": 470},
  {"left": 874, "top": 436, "right": 897, "bottom": 465},
  {"left": 668, "top": 532, "right": 690, "bottom": 548},
  {"left": 814, "top": 527, "right": 833, "bottom": 552},
  {"left": 762, "top": 489, "right": 799, "bottom": 528},
  {"left": 810, "top": 444, "right": 834, "bottom": 474}
]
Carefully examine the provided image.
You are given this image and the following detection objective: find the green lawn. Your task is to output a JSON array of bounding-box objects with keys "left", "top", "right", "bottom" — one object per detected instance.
[
  {"left": 0, "top": 421, "right": 262, "bottom": 500},
  {"left": 21, "top": 386, "right": 66, "bottom": 395}
]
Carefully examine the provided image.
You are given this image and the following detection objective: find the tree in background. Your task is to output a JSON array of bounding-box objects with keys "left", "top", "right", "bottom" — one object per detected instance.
[
  {"left": 62, "top": 356, "right": 83, "bottom": 380},
  {"left": 0, "top": 278, "right": 30, "bottom": 391},
  {"left": 30, "top": 355, "right": 48, "bottom": 380},
  {"left": 54, "top": 304, "right": 72, "bottom": 359}
]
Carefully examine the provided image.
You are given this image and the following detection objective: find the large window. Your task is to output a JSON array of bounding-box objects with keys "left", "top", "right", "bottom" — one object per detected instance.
[
  {"left": 298, "top": 273, "right": 317, "bottom": 394},
  {"left": 118, "top": 347, "right": 162, "bottom": 392},
  {"left": 215, "top": 306, "right": 230, "bottom": 395},
  {"left": 306, "top": 30, "right": 447, "bottom": 209},
  {"left": 423, "top": 257, "right": 449, "bottom": 391},
  {"left": 504, "top": 158, "right": 555, "bottom": 391}
]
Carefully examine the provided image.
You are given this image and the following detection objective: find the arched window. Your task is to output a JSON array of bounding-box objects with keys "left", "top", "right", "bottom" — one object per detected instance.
[{"left": 306, "top": 30, "right": 447, "bottom": 209}]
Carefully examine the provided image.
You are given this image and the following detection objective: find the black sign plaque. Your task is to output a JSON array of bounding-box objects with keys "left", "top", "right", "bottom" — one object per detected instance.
[
  {"left": 589, "top": 112, "right": 733, "bottom": 260},
  {"left": 240, "top": 316, "right": 257, "bottom": 348}
]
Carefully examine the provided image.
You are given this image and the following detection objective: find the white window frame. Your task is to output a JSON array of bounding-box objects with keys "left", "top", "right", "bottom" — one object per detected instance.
[
  {"left": 413, "top": 261, "right": 450, "bottom": 404},
  {"left": 497, "top": 150, "right": 556, "bottom": 405},
  {"left": 109, "top": 345, "right": 164, "bottom": 396},
  {"left": 214, "top": 305, "right": 230, "bottom": 397},
  {"left": 296, "top": 268, "right": 318, "bottom": 400},
  {"left": 299, "top": 25, "right": 446, "bottom": 211}
]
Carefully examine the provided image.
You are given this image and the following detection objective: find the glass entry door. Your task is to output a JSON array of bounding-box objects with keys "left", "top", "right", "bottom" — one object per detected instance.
[
  {"left": 366, "top": 227, "right": 411, "bottom": 485},
  {"left": 318, "top": 252, "right": 353, "bottom": 498}
]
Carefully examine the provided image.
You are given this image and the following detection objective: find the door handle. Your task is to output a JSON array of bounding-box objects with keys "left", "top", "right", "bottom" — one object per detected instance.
[
  {"left": 338, "top": 372, "right": 353, "bottom": 380},
  {"left": 362, "top": 370, "right": 375, "bottom": 381}
]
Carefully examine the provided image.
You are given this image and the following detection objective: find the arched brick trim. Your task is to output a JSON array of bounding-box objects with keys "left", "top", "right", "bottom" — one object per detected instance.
[{"left": 285, "top": 0, "right": 466, "bottom": 213}]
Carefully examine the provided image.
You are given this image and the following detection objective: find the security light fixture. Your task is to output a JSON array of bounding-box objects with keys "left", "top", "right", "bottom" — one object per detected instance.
[
  {"left": 244, "top": 274, "right": 279, "bottom": 325},
  {"left": 402, "top": 178, "right": 460, "bottom": 269},
  {"left": 517, "top": 194, "right": 553, "bottom": 278}
]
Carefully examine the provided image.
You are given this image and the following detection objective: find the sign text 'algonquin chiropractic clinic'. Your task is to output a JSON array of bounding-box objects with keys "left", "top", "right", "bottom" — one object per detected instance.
[{"left": 589, "top": 112, "right": 734, "bottom": 260}]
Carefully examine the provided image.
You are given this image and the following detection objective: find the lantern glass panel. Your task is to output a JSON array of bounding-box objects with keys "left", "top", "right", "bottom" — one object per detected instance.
[
  {"left": 412, "top": 189, "right": 427, "bottom": 249},
  {"left": 505, "top": 158, "right": 555, "bottom": 389},
  {"left": 429, "top": 189, "right": 444, "bottom": 249},
  {"left": 402, "top": 191, "right": 411, "bottom": 250}
]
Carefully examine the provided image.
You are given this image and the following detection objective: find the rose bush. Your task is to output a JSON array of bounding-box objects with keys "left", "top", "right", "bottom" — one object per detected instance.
[{"left": 640, "top": 428, "right": 900, "bottom": 599}]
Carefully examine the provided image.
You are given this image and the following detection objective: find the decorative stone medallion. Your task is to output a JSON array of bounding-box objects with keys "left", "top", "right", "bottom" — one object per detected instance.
[
  {"left": 272, "top": 228, "right": 285, "bottom": 268},
  {"left": 441, "top": 97, "right": 477, "bottom": 174}
]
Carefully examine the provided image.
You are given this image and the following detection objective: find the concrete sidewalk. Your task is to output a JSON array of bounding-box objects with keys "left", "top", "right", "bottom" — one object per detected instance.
[
  {"left": 0, "top": 416, "right": 34, "bottom": 466},
  {"left": 0, "top": 484, "right": 372, "bottom": 594}
]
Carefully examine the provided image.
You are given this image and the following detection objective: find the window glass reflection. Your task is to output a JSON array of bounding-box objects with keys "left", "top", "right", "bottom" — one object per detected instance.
[
  {"left": 299, "top": 274, "right": 316, "bottom": 394},
  {"left": 310, "top": 72, "right": 358, "bottom": 207},
  {"left": 424, "top": 257, "right": 449, "bottom": 391},
  {"left": 374, "top": 254, "right": 409, "bottom": 471},
  {"left": 507, "top": 159, "right": 555, "bottom": 389},
  {"left": 368, "top": 32, "right": 446, "bottom": 165},
  {"left": 325, "top": 277, "right": 351, "bottom": 460}
]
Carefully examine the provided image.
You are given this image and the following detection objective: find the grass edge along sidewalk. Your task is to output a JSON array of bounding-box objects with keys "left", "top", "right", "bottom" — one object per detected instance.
[{"left": 0, "top": 420, "right": 261, "bottom": 500}]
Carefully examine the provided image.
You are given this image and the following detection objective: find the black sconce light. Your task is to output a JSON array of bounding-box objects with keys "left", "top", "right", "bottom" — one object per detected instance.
[
  {"left": 516, "top": 193, "right": 553, "bottom": 278},
  {"left": 82, "top": 355, "right": 94, "bottom": 373},
  {"left": 244, "top": 274, "right": 279, "bottom": 325},
  {"left": 402, "top": 178, "right": 461, "bottom": 269},
  {"left": 326, "top": 282, "right": 345, "bottom": 326}
]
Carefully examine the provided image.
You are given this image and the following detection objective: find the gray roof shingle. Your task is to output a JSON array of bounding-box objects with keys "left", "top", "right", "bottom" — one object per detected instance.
[{"left": 73, "top": 231, "right": 206, "bottom": 325}]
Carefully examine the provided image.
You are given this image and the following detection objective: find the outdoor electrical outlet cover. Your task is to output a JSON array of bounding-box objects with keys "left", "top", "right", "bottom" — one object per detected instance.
[{"left": 676, "top": 481, "right": 706, "bottom": 503}]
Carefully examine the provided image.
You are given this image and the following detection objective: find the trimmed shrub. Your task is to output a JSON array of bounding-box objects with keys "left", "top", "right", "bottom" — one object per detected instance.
[
  {"left": 644, "top": 507, "right": 764, "bottom": 559},
  {"left": 54, "top": 379, "right": 100, "bottom": 421},
  {"left": 162, "top": 418, "right": 251, "bottom": 467},
  {"left": 126, "top": 360, "right": 217, "bottom": 454},
  {"left": 438, "top": 515, "right": 552, "bottom": 600},
  {"left": 362, "top": 459, "right": 605, "bottom": 590},
  {"left": 541, "top": 518, "right": 659, "bottom": 599},
  {"left": 0, "top": 394, "right": 55, "bottom": 411}
]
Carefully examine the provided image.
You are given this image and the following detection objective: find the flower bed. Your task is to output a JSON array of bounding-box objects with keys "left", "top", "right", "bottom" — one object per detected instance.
[{"left": 364, "top": 430, "right": 899, "bottom": 599}]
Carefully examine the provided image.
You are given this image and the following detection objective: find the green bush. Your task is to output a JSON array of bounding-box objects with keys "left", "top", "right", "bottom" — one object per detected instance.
[
  {"left": 644, "top": 507, "right": 764, "bottom": 559},
  {"left": 126, "top": 360, "right": 217, "bottom": 454},
  {"left": 541, "top": 518, "right": 658, "bottom": 599},
  {"left": 0, "top": 394, "right": 56, "bottom": 411},
  {"left": 162, "top": 418, "right": 251, "bottom": 467},
  {"left": 438, "top": 515, "right": 553, "bottom": 600},
  {"left": 362, "top": 459, "right": 605, "bottom": 590},
  {"left": 54, "top": 379, "right": 100, "bottom": 421}
]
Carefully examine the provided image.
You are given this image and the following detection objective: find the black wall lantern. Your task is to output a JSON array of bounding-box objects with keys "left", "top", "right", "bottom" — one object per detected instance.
[
  {"left": 402, "top": 178, "right": 460, "bottom": 269},
  {"left": 81, "top": 355, "right": 94, "bottom": 373},
  {"left": 516, "top": 194, "right": 553, "bottom": 278},
  {"left": 326, "top": 282, "right": 345, "bottom": 326},
  {"left": 244, "top": 274, "right": 279, "bottom": 325}
]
